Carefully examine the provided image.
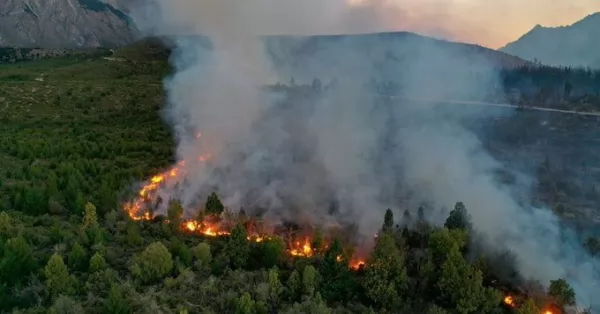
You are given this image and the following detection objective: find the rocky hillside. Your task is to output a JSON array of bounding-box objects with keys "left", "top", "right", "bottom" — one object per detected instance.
[
  {"left": 501, "top": 12, "right": 600, "bottom": 69},
  {"left": 0, "top": 0, "right": 137, "bottom": 48}
]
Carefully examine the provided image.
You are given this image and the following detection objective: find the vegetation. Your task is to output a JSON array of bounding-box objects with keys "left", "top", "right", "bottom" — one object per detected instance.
[
  {"left": 0, "top": 47, "right": 110, "bottom": 64},
  {"left": 0, "top": 40, "right": 596, "bottom": 313}
]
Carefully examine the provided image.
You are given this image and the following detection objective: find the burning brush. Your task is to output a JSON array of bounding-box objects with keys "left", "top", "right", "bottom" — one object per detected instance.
[
  {"left": 123, "top": 152, "right": 367, "bottom": 270},
  {"left": 502, "top": 292, "right": 565, "bottom": 314}
]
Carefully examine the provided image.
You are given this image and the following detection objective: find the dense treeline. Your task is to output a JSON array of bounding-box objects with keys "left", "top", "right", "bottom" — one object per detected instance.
[
  {"left": 0, "top": 48, "right": 110, "bottom": 64},
  {"left": 0, "top": 52, "right": 172, "bottom": 220},
  {"left": 0, "top": 197, "right": 582, "bottom": 313},
  {"left": 274, "top": 64, "right": 600, "bottom": 113}
]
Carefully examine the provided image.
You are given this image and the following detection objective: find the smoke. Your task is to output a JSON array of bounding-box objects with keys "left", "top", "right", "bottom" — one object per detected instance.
[{"left": 132, "top": 0, "right": 599, "bottom": 309}]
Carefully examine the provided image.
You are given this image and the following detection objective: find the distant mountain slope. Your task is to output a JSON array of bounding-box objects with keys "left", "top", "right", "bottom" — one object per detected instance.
[
  {"left": 265, "top": 31, "right": 528, "bottom": 71},
  {"left": 263, "top": 32, "right": 530, "bottom": 98},
  {"left": 0, "top": 0, "right": 138, "bottom": 48},
  {"left": 501, "top": 13, "right": 600, "bottom": 68}
]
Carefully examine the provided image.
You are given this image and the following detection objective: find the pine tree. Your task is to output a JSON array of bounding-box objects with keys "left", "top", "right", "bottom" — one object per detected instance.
[
  {"left": 205, "top": 192, "right": 224, "bottom": 216},
  {"left": 45, "top": 254, "right": 75, "bottom": 297}
]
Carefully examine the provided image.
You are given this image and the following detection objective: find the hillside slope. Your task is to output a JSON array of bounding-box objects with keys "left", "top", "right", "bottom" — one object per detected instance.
[
  {"left": 263, "top": 32, "right": 529, "bottom": 101},
  {"left": 0, "top": 0, "right": 137, "bottom": 48},
  {"left": 500, "top": 13, "right": 600, "bottom": 68},
  {"left": 265, "top": 32, "right": 528, "bottom": 78}
]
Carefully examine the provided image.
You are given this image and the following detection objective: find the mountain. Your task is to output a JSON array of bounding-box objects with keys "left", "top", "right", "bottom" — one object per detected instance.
[
  {"left": 0, "top": 0, "right": 137, "bottom": 48},
  {"left": 263, "top": 32, "right": 529, "bottom": 89},
  {"left": 501, "top": 12, "right": 600, "bottom": 68}
]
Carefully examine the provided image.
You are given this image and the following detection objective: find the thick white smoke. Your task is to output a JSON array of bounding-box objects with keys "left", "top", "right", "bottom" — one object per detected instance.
[{"left": 131, "top": 0, "right": 599, "bottom": 309}]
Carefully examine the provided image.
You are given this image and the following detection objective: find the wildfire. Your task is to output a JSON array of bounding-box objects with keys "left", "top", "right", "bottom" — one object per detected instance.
[
  {"left": 183, "top": 220, "right": 231, "bottom": 237},
  {"left": 350, "top": 259, "right": 366, "bottom": 270},
  {"left": 504, "top": 295, "right": 515, "bottom": 308},
  {"left": 124, "top": 159, "right": 188, "bottom": 221},
  {"left": 123, "top": 138, "right": 367, "bottom": 270},
  {"left": 503, "top": 294, "right": 560, "bottom": 314},
  {"left": 290, "top": 238, "right": 314, "bottom": 257}
]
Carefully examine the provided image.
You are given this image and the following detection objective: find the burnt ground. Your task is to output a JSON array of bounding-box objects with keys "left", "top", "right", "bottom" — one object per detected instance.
[{"left": 462, "top": 105, "right": 600, "bottom": 233}]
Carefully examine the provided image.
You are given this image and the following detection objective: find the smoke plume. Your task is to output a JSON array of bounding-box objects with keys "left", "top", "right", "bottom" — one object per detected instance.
[{"left": 132, "top": 0, "right": 599, "bottom": 309}]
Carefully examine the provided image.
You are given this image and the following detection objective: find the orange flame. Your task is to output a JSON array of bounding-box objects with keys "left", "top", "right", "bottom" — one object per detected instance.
[
  {"left": 504, "top": 295, "right": 515, "bottom": 308},
  {"left": 290, "top": 238, "right": 314, "bottom": 257},
  {"left": 123, "top": 138, "right": 367, "bottom": 270},
  {"left": 350, "top": 259, "right": 366, "bottom": 270}
]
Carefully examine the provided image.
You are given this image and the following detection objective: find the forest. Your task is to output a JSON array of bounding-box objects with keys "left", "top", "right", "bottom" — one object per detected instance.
[{"left": 0, "top": 40, "right": 597, "bottom": 313}]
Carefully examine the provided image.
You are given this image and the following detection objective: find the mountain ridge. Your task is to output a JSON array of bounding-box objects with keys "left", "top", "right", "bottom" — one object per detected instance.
[
  {"left": 0, "top": 0, "right": 138, "bottom": 48},
  {"left": 500, "top": 12, "right": 600, "bottom": 68}
]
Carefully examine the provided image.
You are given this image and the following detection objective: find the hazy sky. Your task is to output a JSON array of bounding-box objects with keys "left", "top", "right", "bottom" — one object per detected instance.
[
  {"left": 370, "top": 0, "right": 600, "bottom": 48},
  {"left": 141, "top": 0, "right": 599, "bottom": 49}
]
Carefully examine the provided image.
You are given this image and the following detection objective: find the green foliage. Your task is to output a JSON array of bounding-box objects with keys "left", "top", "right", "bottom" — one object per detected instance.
[
  {"left": 282, "top": 293, "right": 331, "bottom": 314},
  {"left": 45, "top": 253, "right": 75, "bottom": 297},
  {"left": 192, "top": 242, "right": 212, "bottom": 270},
  {"left": 425, "top": 304, "right": 449, "bottom": 314},
  {"left": 67, "top": 242, "right": 87, "bottom": 271},
  {"left": 124, "top": 222, "right": 143, "bottom": 246},
  {"left": 268, "top": 268, "right": 283, "bottom": 305},
  {"left": 428, "top": 228, "right": 468, "bottom": 263},
  {"left": 515, "top": 299, "right": 540, "bottom": 314},
  {"left": 318, "top": 238, "right": 357, "bottom": 303},
  {"left": 0, "top": 211, "right": 15, "bottom": 237},
  {"left": 205, "top": 192, "right": 224, "bottom": 216},
  {"left": 444, "top": 202, "right": 472, "bottom": 231},
  {"left": 287, "top": 269, "right": 301, "bottom": 300},
  {"left": 176, "top": 241, "right": 193, "bottom": 267},
  {"left": 302, "top": 265, "right": 317, "bottom": 297},
  {"left": 82, "top": 202, "right": 99, "bottom": 230},
  {"left": 0, "top": 236, "right": 36, "bottom": 285},
  {"left": 548, "top": 278, "right": 576, "bottom": 306},
  {"left": 89, "top": 252, "right": 107, "bottom": 272},
  {"left": 167, "top": 199, "right": 184, "bottom": 228},
  {"left": 363, "top": 232, "right": 408, "bottom": 309},
  {"left": 104, "top": 284, "right": 131, "bottom": 314},
  {"left": 437, "top": 247, "right": 500, "bottom": 313},
  {"left": 49, "top": 295, "right": 84, "bottom": 314},
  {"left": 130, "top": 241, "right": 173, "bottom": 283},
  {"left": 236, "top": 292, "right": 256, "bottom": 314},
  {"left": 383, "top": 208, "right": 394, "bottom": 232},
  {"left": 259, "top": 238, "right": 286, "bottom": 268},
  {"left": 228, "top": 223, "right": 250, "bottom": 269}
]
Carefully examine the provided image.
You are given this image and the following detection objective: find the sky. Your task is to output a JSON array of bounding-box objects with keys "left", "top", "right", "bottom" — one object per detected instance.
[
  {"left": 367, "top": 0, "right": 600, "bottom": 48},
  {"left": 137, "top": 0, "right": 600, "bottom": 49}
]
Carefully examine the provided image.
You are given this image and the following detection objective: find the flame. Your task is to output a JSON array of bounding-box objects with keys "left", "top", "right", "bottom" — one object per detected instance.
[
  {"left": 503, "top": 294, "right": 556, "bottom": 314},
  {"left": 248, "top": 236, "right": 265, "bottom": 243},
  {"left": 290, "top": 238, "right": 314, "bottom": 257},
  {"left": 127, "top": 188, "right": 368, "bottom": 270},
  {"left": 123, "top": 136, "right": 367, "bottom": 270},
  {"left": 504, "top": 295, "right": 515, "bottom": 308},
  {"left": 182, "top": 219, "right": 231, "bottom": 237},
  {"left": 350, "top": 259, "right": 366, "bottom": 270}
]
